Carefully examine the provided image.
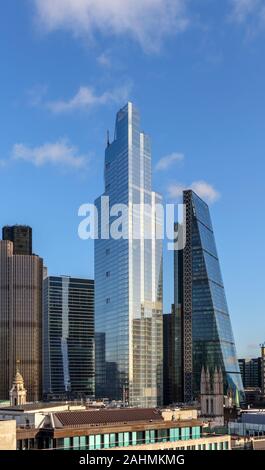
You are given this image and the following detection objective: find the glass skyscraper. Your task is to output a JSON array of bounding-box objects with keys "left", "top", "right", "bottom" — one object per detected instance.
[
  {"left": 95, "top": 102, "right": 163, "bottom": 407},
  {"left": 43, "top": 276, "right": 95, "bottom": 399},
  {"left": 174, "top": 190, "right": 244, "bottom": 403}
]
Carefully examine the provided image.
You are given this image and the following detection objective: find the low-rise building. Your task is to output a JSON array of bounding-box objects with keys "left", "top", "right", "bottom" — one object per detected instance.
[
  {"left": 1, "top": 406, "right": 231, "bottom": 451},
  {"left": 0, "top": 420, "right": 16, "bottom": 450}
]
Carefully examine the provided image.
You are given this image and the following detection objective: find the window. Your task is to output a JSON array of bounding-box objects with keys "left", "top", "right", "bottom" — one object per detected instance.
[
  {"left": 80, "top": 436, "right": 86, "bottom": 450},
  {"left": 137, "top": 432, "right": 144, "bottom": 445},
  {"left": 110, "top": 434, "right": 116, "bottom": 448},
  {"left": 157, "top": 429, "right": 168, "bottom": 443},
  {"left": 118, "top": 433, "right": 124, "bottom": 447},
  {"left": 106, "top": 248, "right": 110, "bottom": 255},
  {"left": 170, "top": 428, "right": 179, "bottom": 442},
  {"left": 64, "top": 438, "right": 71, "bottom": 450},
  {"left": 132, "top": 432, "right": 137, "bottom": 446},
  {"left": 89, "top": 436, "right": 95, "bottom": 450},
  {"left": 192, "top": 426, "right": 201, "bottom": 439},
  {"left": 181, "top": 427, "right": 190, "bottom": 441},
  {"left": 103, "top": 434, "right": 110, "bottom": 449},
  {"left": 124, "top": 432, "right": 130, "bottom": 447},
  {"left": 73, "top": 437, "right": 79, "bottom": 449},
  {"left": 106, "top": 298, "right": 111, "bottom": 304},
  {"left": 106, "top": 271, "right": 110, "bottom": 278},
  {"left": 95, "top": 435, "right": 101, "bottom": 450}
]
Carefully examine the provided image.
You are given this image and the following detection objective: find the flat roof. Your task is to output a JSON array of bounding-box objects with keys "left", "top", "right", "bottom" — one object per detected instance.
[{"left": 0, "top": 402, "right": 84, "bottom": 412}]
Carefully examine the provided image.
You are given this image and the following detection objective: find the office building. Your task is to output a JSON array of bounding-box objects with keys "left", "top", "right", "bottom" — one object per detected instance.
[
  {"left": 163, "top": 308, "right": 181, "bottom": 406},
  {"left": 238, "top": 358, "right": 262, "bottom": 389},
  {"left": 163, "top": 313, "right": 173, "bottom": 406},
  {"left": 43, "top": 276, "right": 95, "bottom": 399},
  {"left": 0, "top": 234, "right": 43, "bottom": 402},
  {"left": 174, "top": 190, "right": 244, "bottom": 403},
  {"left": 2, "top": 225, "right": 32, "bottom": 255},
  {"left": 95, "top": 102, "right": 163, "bottom": 407}
]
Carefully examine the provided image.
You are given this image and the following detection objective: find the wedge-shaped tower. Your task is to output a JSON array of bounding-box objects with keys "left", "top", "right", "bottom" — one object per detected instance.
[{"left": 174, "top": 190, "right": 244, "bottom": 403}]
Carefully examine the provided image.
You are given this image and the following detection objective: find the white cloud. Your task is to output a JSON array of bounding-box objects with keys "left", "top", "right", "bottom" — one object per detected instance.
[
  {"left": 156, "top": 152, "right": 184, "bottom": 171},
  {"left": 12, "top": 139, "right": 87, "bottom": 169},
  {"left": 167, "top": 183, "right": 186, "bottom": 199},
  {"left": 33, "top": 0, "right": 189, "bottom": 52},
  {"left": 168, "top": 180, "right": 220, "bottom": 204},
  {"left": 191, "top": 181, "right": 220, "bottom": 203},
  {"left": 46, "top": 84, "right": 131, "bottom": 113},
  {"left": 230, "top": 0, "right": 265, "bottom": 28}
]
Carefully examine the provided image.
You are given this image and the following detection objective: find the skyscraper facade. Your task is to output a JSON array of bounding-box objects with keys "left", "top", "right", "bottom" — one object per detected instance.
[
  {"left": 0, "top": 237, "right": 43, "bottom": 402},
  {"left": 163, "top": 312, "right": 174, "bottom": 406},
  {"left": 238, "top": 358, "right": 262, "bottom": 389},
  {"left": 95, "top": 102, "right": 163, "bottom": 407},
  {"left": 174, "top": 190, "right": 244, "bottom": 403},
  {"left": 3, "top": 225, "right": 32, "bottom": 255},
  {"left": 43, "top": 276, "right": 95, "bottom": 399}
]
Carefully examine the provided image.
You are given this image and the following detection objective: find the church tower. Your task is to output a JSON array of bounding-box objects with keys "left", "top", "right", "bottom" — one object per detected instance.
[
  {"left": 10, "top": 361, "right": 27, "bottom": 406},
  {"left": 200, "top": 367, "right": 224, "bottom": 426}
]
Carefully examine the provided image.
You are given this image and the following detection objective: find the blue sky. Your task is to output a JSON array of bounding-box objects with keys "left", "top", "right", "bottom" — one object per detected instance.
[{"left": 1, "top": 0, "right": 265, "bottom": 357}]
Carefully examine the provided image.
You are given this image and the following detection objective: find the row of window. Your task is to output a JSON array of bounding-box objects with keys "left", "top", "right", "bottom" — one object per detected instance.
[{"left": 58, "top": 427, "right": 202, "bottom": 450}]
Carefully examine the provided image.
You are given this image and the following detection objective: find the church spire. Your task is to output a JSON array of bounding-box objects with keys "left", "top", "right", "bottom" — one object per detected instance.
[{"left": 10, "top": 360, "right": 27, "bottom": 406}]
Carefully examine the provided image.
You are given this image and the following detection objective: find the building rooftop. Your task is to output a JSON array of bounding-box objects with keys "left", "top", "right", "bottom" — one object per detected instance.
[
  {"left": 0, "top": 402, "right": 85, "bottom": 413},
  {"left": 55, "top": 408, "right": 163, "bottom": 427}
]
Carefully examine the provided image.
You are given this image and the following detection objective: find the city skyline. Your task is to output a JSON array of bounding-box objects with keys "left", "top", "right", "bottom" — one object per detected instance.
[{"left": 1, "top": 1, "right": 265, "bottom": 358}]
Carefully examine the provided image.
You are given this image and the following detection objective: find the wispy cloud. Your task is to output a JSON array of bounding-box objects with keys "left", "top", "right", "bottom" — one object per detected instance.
[
  {"left": 46, "top": 84, "right": 131, "bottom": 114},
  {"left": 229, "top": 0, "right": 265, "bottom": 33},
  {"left": 167, "top": 183, "right": 186, "bottom": 199},
  {"left": 156, "top": 152, "right": 184, "bottom": 171},
  {"left": 97, "top": 53, "right": 112, "bottom": 68},
  {"left": 12, "top": 139, "right": 88, "bottom": 169},
  {"left": 33, "top": 0, "right": 189, "bottom": 53},
  {"left": 230, "top": 0, "right": 261, "bottom": 23},
  {"left": 168, "top": 180, "right": 220, "bottom": 204}
]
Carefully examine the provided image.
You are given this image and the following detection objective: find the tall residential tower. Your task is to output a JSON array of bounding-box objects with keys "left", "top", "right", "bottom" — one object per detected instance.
[{"left": 95, "top": 103, "right": 163, "bottom": 407}]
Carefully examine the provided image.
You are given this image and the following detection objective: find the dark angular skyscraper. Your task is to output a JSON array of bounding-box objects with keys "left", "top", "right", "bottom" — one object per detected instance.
[
  {"left": 174, "top": 190, "right": 244, "bottom": 404},
  {"left": 3, "top": 225, "right": 32, "bottom": 255}
]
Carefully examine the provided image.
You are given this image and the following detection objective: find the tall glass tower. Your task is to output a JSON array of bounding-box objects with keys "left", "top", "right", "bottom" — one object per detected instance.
[
  {"left": 43, "top": 276, "right": 95, "bottom": 399},
  {"left": 95, "top": 102, "right": 163, "bottom": 407},
  {"left": 175, "top": 190, "right": 244, "bottom": 404}
]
